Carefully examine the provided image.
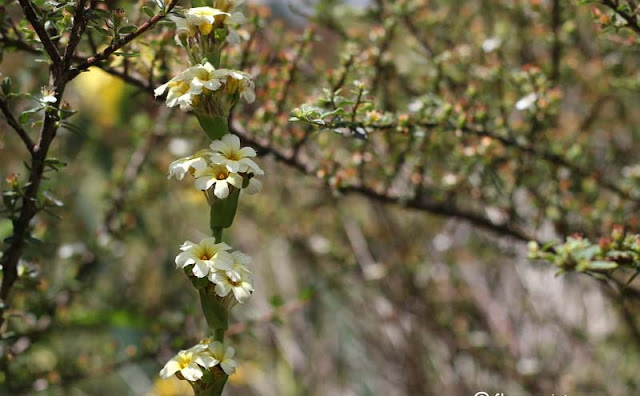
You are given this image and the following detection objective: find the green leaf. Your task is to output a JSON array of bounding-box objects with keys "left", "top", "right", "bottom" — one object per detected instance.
[
  {"left": 141, "top": 6, "right": 155, "bottom": 17},
  {"left": 114, "top": 51, "right": 140, "bottom": 58},
  {"left": 587, "top": 260, "right": 619, "bottom": 271},
  {"left": 118, "top": 25, "right": 138, "bottom": 34},
  {"left": 2, "top": 77, "right": 11, "bottom": 95},
  {"left": 19, "top": 107, "right": 43, "bottom": 124},
  {"left": 269, "top": 294, "right": 284, "bottom": 308},
  {"left": 87, "top": 25, "right": 112, "bottom": 37}
]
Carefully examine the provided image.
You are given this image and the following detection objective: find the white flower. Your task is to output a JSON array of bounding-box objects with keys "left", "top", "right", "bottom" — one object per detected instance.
[
  {"left": 168, "top": 149, "right": 212, "bottom": 180},
  {"left": 185, "top": 7, "right": 230, "bottom": 35},
  {"left": 190, "top": 62, "right": 226, "bottom": 93},
  {"left": 41, "top": 87, "right": 57, "bottom": 103},
  {"left": 210, "top": 258, "right": 254, "bottom": 303},
  {"left": 244, "top": 177, "right": 262, "bottom": 194},
  {"left": 155, "top": 66, "right": 206, "bottom": 110},
  {"left": 222, "top": 12, "right": 246, "bottom": 44},
  {"left": 209, "top": 134, "right": 262, "bottom": 174},
  {"left": 217, "top": 69, "right": 255, "bottom": 103},
  {"left": 213, "top": 250, "right": 252, "bottom": 282},
  {"left": 160, "top": 348, "right": 210, "bottom": 381},
  {"left": 171, "top": 15, "right": 196, "bottom": 42},
  {"left": 207, "top": 341, "right": 237, "bottom": 375},
  {"left": 194, "top": 164, "right": 243, "bottom": 199},
  {"left": 214, "top": 0, "right": 244, "bottom": 13},
  {"left": 515, "top": 92, "right": 538, "bottom": 111},
  {"left": 482, "top": 37, "right": 501, "bottom": 53},
  {"left": 175, "top": 237, "right": 233, "bottom": 278}
]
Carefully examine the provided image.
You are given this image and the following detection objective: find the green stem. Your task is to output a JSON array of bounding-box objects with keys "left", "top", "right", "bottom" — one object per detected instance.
[
  {"left": 193, "top": 371, "right": 228, "bottom": 396},
  {"left": 212, "top": 227, "right": 223, "bottom": 242},
  {"left": 214, "top": 328, "right": 225, "bottom": 342}
]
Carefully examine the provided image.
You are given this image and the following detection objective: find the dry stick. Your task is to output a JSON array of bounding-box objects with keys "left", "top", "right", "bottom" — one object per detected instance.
[{"left": 0, "top": 0, "right": 178, "bottom": 331}]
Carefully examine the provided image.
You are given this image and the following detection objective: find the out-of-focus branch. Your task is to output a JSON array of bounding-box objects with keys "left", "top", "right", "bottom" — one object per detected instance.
[
  {"left": 0, "top": 96, "right": 35, "bottom": 154},
  {"left": 67, "top": 0, "right": 180, "bottom": 80},
  {"left": 601, "top": 0, "right": 640, "bottom": 35}
]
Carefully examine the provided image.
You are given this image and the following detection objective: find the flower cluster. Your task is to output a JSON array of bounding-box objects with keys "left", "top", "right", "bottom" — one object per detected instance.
[
  {"left": 171, "top": 1, "right": 246, "bottom": 61},
  {"left": 175, "top": 237, "right": 254, "bottom": 305},
  {"left": 158, "top": 0, "right": 260, "bottom": 390},
  {"left": 160, "top": 339, "right": 237, "bottom": 381},
  {"left": 168, "top": 133, "right": 263, "bottom": 201},
  {"left": 154, "top": 62, "right": 255, "bottom": 112}
]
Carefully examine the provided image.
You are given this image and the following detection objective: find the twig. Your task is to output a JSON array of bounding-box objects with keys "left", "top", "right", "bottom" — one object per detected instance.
[
  {"left": 67, "top": 0, "right": 180, "bottom": 80},
  {"left": 0, "top": 96, "right": 35, "bottom": 154},
  {"left": 17, "top": 0, "right": 62, "bottom": 63}
]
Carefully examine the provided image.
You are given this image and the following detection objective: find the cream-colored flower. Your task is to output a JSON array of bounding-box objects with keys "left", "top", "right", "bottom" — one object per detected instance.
[
  {"left": 154, "top": 66, "right": 206, "bottom": 110},
  {"left": 226, "top": 251, "right": 253, "bottom": 282},
  {"left": 210, "top": 258, "right": 254, "bottom": 303},
  {"left": 171, "top": 15, "right": 196, "bottom": 42},
  {"left": 209, "top": 134, "right": 262, "bottom": 174},
  {"left": 185, "top": 7, "right": 229, "bottom": 35},
  {"left": 244, "top": 177, "right": 262, "bottom": 195},
  {"left": 159, "top": 347, "right": 212, "bottom": 381},
  {"left": 213, "top": 0, "right": 244, "bottom": 13},
  {"left": 222, "top": 12, "right": 246, "bottom": 44},
  {"left": 207, "top": 341, "right": 237, "bottom": 375},
  {"left": 190, "top": 62, "right": 226, "bottom": 93},
  {"left": 168, "top": 149, "right": 212, "bottom": 180},
  {"left": 175, "top": 237, "right": 233, "bottom": 278},
  {"left": 217, "top": 69, "right": 255, "bottom": 103},
  {"left": 194, "top": 164, "right": 243, "bottom": 199}
]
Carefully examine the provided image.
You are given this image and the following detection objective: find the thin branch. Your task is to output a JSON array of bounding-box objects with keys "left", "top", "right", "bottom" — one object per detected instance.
[
  {"left": 17, "top": 0, "right": 62, "bottom": 63},
  {"left": 601, "top": 0, "right": 640, "bottom": 35},
  {"left": 62, "top": 0, "right": 90, "bottom": 67},
  {"left": 67, "top": 0, "right": 180, "bottom": 80},
  {"left": 230, "top": 120, "right": 538, "bottom": 244},
  {"left": 0, "top": 97, "right": 35, "bottom": 154}
]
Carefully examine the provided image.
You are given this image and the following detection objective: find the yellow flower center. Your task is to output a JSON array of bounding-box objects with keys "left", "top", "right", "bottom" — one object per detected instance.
[
  {"left": 199, "top": 23, "right": 213, "bottom": 35},
  {"left": 174, "top": 81, "right": 191, "bottom": 95},
  {"left": 178, "top": 353, "right": 192, "bottom": 369},
  {"left": 225, "top": 77, "right": 239, "bottom": 95}
]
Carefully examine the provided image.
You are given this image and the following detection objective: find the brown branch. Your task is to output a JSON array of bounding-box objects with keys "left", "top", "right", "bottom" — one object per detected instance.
[
  {"left": 0, "top": 96, "right": 35, "bottom": 154},
  {"left": 67, "top": 0, "right": 180, "bottom": 80},
  {"left": 17, "top": 0, "right": 62, "bottom": 63},
  {"left": 230, "top": 120, "right": 538, "bottom": 244},
  {"left": 601, "top": 0, "right": 640, "bottom": 35},
  {"left": 62, "top": 0, "right": 90, "bottom": 67}
]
